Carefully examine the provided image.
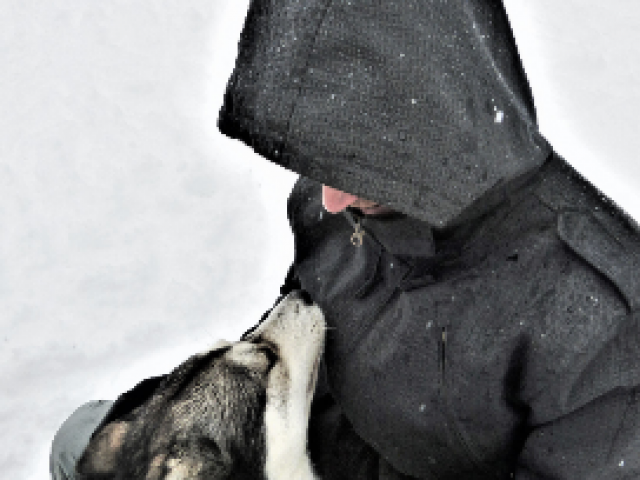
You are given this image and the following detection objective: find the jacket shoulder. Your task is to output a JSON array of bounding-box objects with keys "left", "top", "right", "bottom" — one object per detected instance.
[
  {"left": 534, "top": 154, "right": 639, "bottom": 230},
  {"left": 533, "top": 155, "right": 640, "bottom": 312}
]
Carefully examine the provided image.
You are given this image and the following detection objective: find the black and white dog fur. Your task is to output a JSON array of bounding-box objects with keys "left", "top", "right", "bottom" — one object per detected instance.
[{"left": 76, "top": 291, "right": 325, "bottom": 480}]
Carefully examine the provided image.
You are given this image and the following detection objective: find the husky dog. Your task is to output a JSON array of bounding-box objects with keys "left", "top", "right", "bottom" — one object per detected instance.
[{"left": 76, "top": 291, "right": 325, "bottom": 480}]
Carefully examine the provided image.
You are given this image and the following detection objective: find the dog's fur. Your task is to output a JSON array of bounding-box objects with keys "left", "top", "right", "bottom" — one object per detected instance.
[{"left": 76, "top": 292, "right": 325, "bottom": 480}]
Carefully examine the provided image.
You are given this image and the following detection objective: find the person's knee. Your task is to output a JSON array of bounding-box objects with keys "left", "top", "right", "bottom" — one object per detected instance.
[{"left": 50, "top": 400, "right": 113, "bottom": 480}]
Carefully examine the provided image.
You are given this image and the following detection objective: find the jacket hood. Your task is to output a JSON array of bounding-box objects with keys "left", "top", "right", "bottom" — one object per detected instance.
[{"left": 219, "top": 0, "right": 552, "bottom": 228}]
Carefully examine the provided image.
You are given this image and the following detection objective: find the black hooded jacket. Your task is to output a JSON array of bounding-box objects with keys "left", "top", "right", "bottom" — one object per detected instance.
[{"left": 218, "top": 1, "right": 640, "bottom": 478}]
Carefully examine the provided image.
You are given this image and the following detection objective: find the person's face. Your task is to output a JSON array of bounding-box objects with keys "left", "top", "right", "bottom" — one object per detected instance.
[{"left": 321, "top": 185, "right": 394, "bottom": 215}]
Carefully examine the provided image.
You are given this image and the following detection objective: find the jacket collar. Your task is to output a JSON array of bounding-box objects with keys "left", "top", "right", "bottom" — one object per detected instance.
[
  {"left": 343, "top": 208, "right": 435, "bottom": 259},
  {"left": 342, "top": 152, "right": 554, "bottom": 262}
]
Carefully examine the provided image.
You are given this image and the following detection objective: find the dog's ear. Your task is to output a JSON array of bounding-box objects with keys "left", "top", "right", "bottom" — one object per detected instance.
[{"left": 75, "top": 420, "right": 130, "bottom": 479}]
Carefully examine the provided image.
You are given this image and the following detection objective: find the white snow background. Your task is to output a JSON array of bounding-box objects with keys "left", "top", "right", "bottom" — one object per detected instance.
[{"left": 1, "top": 1, "right": 639, "bottom": 478}]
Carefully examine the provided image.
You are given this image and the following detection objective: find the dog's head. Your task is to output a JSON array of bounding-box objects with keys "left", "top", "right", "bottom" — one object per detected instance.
[{"left": 76, "top": 291, "right": 325, "bottom": 480}]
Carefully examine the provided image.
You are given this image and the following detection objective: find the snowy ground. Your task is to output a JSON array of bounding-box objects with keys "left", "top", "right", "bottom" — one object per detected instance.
[{"left": 1, "top": 1, "right": 639, "bottom": 478}]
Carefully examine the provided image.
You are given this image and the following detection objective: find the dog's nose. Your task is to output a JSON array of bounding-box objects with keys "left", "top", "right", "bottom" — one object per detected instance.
[{"left": 290, "top": 289, "right": 314, "bottom": 306}]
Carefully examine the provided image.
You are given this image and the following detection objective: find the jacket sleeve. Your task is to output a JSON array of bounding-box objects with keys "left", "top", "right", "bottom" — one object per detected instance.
[
  {"left": 508, "top": 203, "right": 640, "bottom": 478},
  {"left": 515, "top": 385, "right": 640, "bottom": 479},
  {"left": 513, "top": 309, "right": 640, "bottom": 479}
]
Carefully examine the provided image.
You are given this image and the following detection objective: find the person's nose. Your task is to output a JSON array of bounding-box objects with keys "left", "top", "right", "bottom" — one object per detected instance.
[{"left": 322, "top": 185, "right": 359, "bottom": 213}]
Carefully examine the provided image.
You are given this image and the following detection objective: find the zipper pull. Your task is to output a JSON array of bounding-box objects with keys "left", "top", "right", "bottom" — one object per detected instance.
[{"left": 350, "top": 218, "right": 365, "bottom": 247}]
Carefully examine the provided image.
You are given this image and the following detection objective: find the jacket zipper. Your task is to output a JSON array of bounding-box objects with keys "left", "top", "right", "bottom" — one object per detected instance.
[
  {"left": 438, "top": 325, "right": 497, "bottom": 478},
  {"left": 439, "top": 326, "right": 447, "bottom": 390}
]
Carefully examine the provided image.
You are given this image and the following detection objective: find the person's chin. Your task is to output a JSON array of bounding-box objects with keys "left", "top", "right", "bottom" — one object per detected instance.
[{"left": 358, "top": 205, "right": 396, "bottom": 216}]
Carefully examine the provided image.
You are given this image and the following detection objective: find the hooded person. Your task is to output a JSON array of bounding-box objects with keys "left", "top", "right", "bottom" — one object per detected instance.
[
  {"left": 49, "top": 2, "right": 640, "bottom": 479},
  {"left": 218, "top": 0, "right": 640, "bottom": 479}
]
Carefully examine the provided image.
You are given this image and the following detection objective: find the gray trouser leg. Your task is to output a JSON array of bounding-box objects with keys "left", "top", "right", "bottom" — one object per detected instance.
[{"left": 50, "top": 400, "right": 114, "bottom": 480}]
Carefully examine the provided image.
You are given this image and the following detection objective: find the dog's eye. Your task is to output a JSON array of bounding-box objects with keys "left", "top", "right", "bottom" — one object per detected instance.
[{"left": 254, "top": 340, "right": 279, "bottom": 368}]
